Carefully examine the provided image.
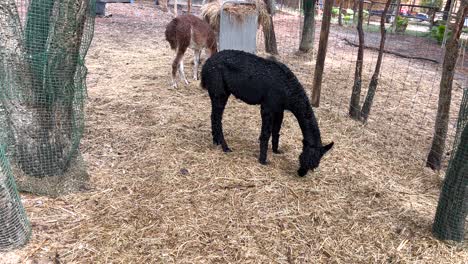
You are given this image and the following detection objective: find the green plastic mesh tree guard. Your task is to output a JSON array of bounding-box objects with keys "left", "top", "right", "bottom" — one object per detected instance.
[
  {"left": 0, "top": 0, "right": 95, "bottom": 196},
  {"left": 0, "top": 144, "right": 31, "bottom": 251},
  {"left": 432, "top": 88, "right": 468, "bottom": 242}
]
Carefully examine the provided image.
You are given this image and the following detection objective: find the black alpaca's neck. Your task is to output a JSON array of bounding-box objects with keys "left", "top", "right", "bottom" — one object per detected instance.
[{"left": 288, "top": 97, "right": 322, "bottom": 148}]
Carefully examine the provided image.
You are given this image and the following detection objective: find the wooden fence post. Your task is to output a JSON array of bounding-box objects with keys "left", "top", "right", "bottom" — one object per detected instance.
[{"left": 311, "top": 0, "right": 334, "bottom": 107}]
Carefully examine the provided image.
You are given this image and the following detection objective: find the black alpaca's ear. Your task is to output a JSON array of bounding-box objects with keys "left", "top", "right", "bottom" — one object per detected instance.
[{"left": 321, "top": 142, "right": 334, "bottom": 154}]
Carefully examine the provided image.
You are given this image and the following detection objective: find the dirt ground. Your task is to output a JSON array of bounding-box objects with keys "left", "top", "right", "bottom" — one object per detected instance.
[{"left": 1, "top": 2, "right": 467, "bottom": 263}]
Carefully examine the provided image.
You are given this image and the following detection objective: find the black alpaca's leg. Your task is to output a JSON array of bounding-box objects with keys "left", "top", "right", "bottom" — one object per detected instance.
[
  {"left": 272, "top": 111, "right": 284, "bottom": 154},
  {"left": 171, "top": 46, "right": 187, "bottom": 88},
  {"left": 210, "top": 97, "right": 224, "bottom": 145},
  {"left": 211, "top": 95, "right": 231, "bottom": 152},
  {"left": 259, "top": 106, "right": 273, "bottom": 165}
]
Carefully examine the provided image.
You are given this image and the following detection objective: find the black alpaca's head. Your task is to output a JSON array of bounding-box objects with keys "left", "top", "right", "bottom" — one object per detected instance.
[{"left": 297, "top": 142, "right": 334, "bottom": 177}]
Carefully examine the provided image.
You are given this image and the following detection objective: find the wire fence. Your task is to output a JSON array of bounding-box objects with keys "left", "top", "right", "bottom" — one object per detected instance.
[
  {"left": 257, "top": 0, "right": 467, "bottom": 241},
  {"left": 432, "top": 87, "right": 468, "bottom": 242},
  {"left": 0, "top": 144, "right": 31, "bottom": 252},
  {"left": 0, "top": 0, "right": 465, "bottom": 253},
  {"left": 186, "top": 0, "right": 468, "bottom": 240},
  {"left": 254, "top": 0, "right": 467, "bottom": 169}
]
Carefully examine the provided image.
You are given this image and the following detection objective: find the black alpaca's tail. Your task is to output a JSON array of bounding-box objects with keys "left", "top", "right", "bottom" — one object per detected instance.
[
  {"left": 200, "top": 56, "right": 223, "bottom": 92},
  {"left": 200, "top": 63, "right": 209, "bottom": 90}
]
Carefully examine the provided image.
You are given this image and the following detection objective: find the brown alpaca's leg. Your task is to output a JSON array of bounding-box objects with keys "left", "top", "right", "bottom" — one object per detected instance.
[
  {"left": 171, "top": 54, "right": 181, "bottom": 88},
  {"left": 171, "top": 47, "right": 188, "bottom": 88},
  {"left": 193, "top": 49, "right": 201, "bottom": 80},
  {"left": 178, "top": 58, "right": 189, "bottom": 85}
]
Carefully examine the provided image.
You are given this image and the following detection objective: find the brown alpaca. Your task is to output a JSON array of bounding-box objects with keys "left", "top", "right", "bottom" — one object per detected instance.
[{"left": 165, "top": 14, "right": 217, "bottom": 88}]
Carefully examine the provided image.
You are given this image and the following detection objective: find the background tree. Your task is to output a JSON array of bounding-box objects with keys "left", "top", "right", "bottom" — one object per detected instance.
[
  {"left": 360, "top": 0, "right": 392, "bottom": 122},
  {"left": 352, "top": 0, "right": 358, "bottom": 24},
  {"left": 349, "top": 0, "right": 364, "bottom": 120},
  {"left": 426, "top": 1, "right": 468, "bottom": 170},
  {"left": 263, "top": 0, "right": 278, "bottom": 54},
  {"left": 338, "top": 1, "right": 343, "bottom": 26},
  {"left": 311, "top": 0, "right": 334, "bottom": 107},
  {"left": 443, "top": 0, "right": 453, "bottom": 20},
  {"left": 299, "top": 0, "right": 316, "bottom": 52}
]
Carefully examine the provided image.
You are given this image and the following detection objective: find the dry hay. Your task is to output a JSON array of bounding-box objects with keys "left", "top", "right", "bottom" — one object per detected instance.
[
  {"left": 1, "top": 2, "right": 467, "bottom": 263},
  {"left": 201, "top": 0, "right": 270, "bottom": 33}
]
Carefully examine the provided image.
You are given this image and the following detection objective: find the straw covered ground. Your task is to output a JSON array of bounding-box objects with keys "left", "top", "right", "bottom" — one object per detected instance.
[{"left": 1, "top": 2, "right": 467, "bottom": 263}]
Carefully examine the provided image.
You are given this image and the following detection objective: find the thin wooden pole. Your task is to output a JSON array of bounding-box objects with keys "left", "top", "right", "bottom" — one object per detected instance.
[
  {"left": 339, "top": 0, "right": 343, "bottom": 26},
  {"left": 360, "top": 0, "right": 392, "bottom": 122},
  {"left": 311, "top": 0, "right": 334, "bottom": 107},
  {"left": 430, "top": 8, "right": 436, "bottom": 30},
  {"left": 349, "top": 0, "right": 365, "bottom": 119}
]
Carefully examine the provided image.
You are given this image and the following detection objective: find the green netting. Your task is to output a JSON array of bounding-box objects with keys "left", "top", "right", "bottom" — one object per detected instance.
[
  {"left": 0, "top": 0, "right": 95, "bottom": 195},
  {"left": 452, "top": 88, "right": 468, "bottom": 149},
  {"left": 0, "top": 144, "right": 31, "bottom": 251},
  {"left": 432, "top": 88, "right": 468, "bottom": 242}
]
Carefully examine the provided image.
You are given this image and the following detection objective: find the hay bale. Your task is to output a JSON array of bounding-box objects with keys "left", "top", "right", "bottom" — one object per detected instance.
[
  {"left": 201, "top": 0, "right": 270, "bottom": 33},
  {"left": 201, "top": 1, "right": 221, "bottom": 32}
]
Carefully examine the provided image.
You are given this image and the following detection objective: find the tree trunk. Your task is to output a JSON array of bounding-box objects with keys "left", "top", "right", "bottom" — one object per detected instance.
[
  {"left": 0, "top": 0, "right": 32, "bottom": 246},
  {"left": 349, "top": 0, "right": 364, "bottom": 120},
  {"left": 410, "top": 0, "right": 415, "bottom": 13},
  {"left": 187, "top": 0, "right": 191, "bottom": 13},
  {"left": 263, "top": 0, "right": 278, "bottom": 54},
  {"left": 0, "top": 0, "right": 42, "bottom": 176},
  {"left": 7, "top": 0, "right": 90, "bottom": 178},
  {"left": 352, "top": 0, "right": 357, "bottom": 25},
  {"left": 311, "top": 0, "right": 334, "bottom": 107},
  {"left": 432, "top": 117, "right": 468, "bottom": 242},
  {"left": 430, "top": 9, "right": 436, "bottom": 30},
  {"left": 0, "top": 0, "right": 92, "bottom": 195},
  {"left": 299, "top": 0, "right": 316, "bottom": 52},
  {"left": 338, "top": 1, "right": 343, "bottom": 26},
  {"left": 360, "top": 0, "right": 391, "bottom": 122},
  {"left": 443, "top": 0, "right": 452, "bottom": 21},
  {"left": 366, "top": 2, "right": 372, "bottom": 26},
  {"left": 426, "top": 4, "right": 468, "bottom": 170}
]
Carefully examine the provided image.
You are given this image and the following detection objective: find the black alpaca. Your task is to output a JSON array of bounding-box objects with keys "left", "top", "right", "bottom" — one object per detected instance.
[{"left": 200, "top": 50, "right": 333, "bottom": 176}]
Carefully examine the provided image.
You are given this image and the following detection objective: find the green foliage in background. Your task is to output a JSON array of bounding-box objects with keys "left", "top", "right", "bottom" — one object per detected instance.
[{"left": 431, "top": 25, "right": 452, "bottom": 43}]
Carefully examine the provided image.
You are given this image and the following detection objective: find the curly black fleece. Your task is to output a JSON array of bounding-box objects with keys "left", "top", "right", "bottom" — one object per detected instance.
[{"left": 201, "top": 50, "right": 333, "bottom": 176}]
